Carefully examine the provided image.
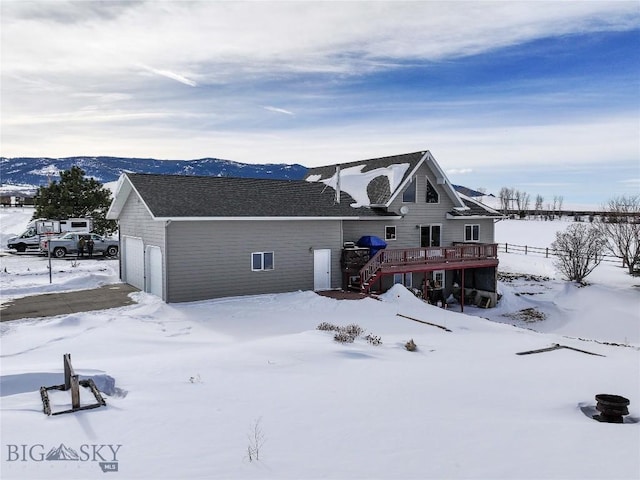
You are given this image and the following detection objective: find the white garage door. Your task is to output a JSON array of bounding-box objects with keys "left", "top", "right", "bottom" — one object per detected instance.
[
  {"left": 123, "top": 236, "right": 144, "bottom": 290},
  {"left": 145, "top": 245, "right": 163, "bottom": 297}
]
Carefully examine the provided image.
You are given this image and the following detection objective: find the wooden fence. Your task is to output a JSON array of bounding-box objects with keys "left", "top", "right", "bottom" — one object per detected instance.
[{"left": 498, "top": 243, "right": 623, "bottom": 265}]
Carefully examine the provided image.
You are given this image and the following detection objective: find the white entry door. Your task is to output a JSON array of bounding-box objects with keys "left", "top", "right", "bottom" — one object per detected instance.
[
  {"left": 123, "top": 236, "right": 144, "bottom": 290},
  {"left": 145, "top": 245, "right": 163, "bottom": 297},
  {"left": 313, "top": 249, "right": 331, "bottom": 291}
]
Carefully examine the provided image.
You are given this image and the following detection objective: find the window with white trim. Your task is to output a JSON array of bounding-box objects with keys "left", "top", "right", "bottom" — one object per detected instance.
[
  {"left": 464, "top": 224, "right": 480, "bottom": 242},
  {"left": 393, "top": 272, "right": 413, "bottom": 287},
  {"left": 385, "top": 225, "right": 396, "bottom": 241},
  {"left": 251, "top": 251, "right": 274, "bottom": 271},
  {"left": 402, "top": 178, "right": 416, "bottom": 203},
  {"left": 425, "top": 178, "right": 439, "bottom": 203}
]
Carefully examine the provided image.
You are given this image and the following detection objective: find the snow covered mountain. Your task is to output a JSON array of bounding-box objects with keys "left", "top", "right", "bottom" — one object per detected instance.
[
  {"left": 0, "top": 156, "right": 490, "bottom": 203},
  {"left": 0, "top": 156, "right": 308, "bottom": 192}
]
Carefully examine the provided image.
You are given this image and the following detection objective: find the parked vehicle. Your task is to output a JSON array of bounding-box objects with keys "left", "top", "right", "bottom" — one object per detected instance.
[
  {"left": 40, "top": 232, "right": 119, "bottom": 258},
  {"left": 6, "top": 218, "right": 93, "bottom": 252}
]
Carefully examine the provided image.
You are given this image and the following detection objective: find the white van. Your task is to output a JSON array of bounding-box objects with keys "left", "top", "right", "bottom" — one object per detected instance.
[{"left": 6, "top": 218, "right": 93, "bottom": 252}]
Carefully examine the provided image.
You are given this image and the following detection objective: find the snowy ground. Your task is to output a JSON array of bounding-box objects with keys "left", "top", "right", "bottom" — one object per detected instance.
[{"left": 1, "top": 208, "right": 638, "bottom": 480}]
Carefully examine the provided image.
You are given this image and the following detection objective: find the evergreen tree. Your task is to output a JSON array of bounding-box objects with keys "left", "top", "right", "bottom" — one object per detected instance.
[{"left": 33, "top": 166, "right": 117, "bottom": 235}]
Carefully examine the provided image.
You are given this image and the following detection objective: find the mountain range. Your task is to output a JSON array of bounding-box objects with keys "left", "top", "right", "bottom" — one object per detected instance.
[
  {"left": 0, "top": 156, "right": 487, "bottom": 199},
  {"left": 0, "top": 156, "right": 307, "bottom": 194}
]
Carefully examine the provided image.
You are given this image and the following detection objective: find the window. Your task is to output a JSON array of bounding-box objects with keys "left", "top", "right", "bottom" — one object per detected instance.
[
  {"left": 404, "top": 272, "right": 412, "bottom": 288},
  {"left": 393, "top": 273, "right": 412, "bottom": 287},
  {"left": 385, "top": 226, "right": 396, "bottom": 241},
  {"left": 402, "top": 178, "right": 416, "bottom": 203},
  {"left": 425, "top": 178, "right": 439, "bottom": 203},
  {"left": 251, "top": 252, "right": 274, "bottom": 271},
  {"left": 465, "top": 224, "right": 480, "bottom": 242},
  {"left": 21, "top": 227, "right": 35, "bottom": 238},
  {"left": 420, "top": 225, "right": 441, "bottom": 247}
]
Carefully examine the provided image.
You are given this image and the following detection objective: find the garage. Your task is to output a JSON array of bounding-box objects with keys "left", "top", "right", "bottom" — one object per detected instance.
[{"left": 122, "top": 236, "right": 144, "bottom": 290}]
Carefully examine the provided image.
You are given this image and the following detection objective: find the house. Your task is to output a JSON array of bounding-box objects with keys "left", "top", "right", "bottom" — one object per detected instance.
[{"left": 106, "top": 151, "right": 503, "bottom": 306}]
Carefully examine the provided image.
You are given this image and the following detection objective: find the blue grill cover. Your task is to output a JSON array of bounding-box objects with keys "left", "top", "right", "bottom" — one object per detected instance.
[{"left": 356, "top": 236, "right": 387, "bottom": 257}]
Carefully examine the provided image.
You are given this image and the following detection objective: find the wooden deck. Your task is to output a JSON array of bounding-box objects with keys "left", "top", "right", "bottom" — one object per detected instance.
[{"left": 359, "top": 243, "right": 498, "bottom": 293}]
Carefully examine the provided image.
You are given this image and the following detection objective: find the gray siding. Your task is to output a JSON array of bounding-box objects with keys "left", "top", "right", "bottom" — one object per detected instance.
[
  {"left": 387, "top": 166, "right": 458, "bottom": 246},
  {"left": 115, "top": 164, "right": 495, "bottom": 304},
  {"left": 342, "top": 163, "right": 496, "bottom": 247},
  {"left": 165, "top": 220, "right": 343, "bottom": 302},
  {"left": 119, "top": 193, "right": 166, "bottom": 296},
  {"left": 445, "top": 218, "right": 496, "bottom": 244}
]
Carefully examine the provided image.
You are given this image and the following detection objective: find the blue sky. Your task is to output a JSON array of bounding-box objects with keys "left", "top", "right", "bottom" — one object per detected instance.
[{"left": 1, "top": 1, "right": 639, "bottom": 208}]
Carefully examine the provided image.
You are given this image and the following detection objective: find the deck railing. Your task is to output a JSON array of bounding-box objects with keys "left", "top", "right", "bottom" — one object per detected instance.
[{"left": 358, "top": 243, "right": 498, "bottom": 290}]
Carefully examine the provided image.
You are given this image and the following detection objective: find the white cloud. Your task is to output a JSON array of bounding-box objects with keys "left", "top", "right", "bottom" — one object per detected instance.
[
  {"left": 137, "top": 64, "right": 197, "bottom": 87},
  {"left": 2, "top": 2, "right": 638, "bottom": 80},
  {"left": 1, "top": 0, "right": 638, "bottom": 189},
  {"left": 4, "top": 110, "right": 635, "bottom": 169},
  {"left": 447, "top": 168, "right": 474, "bottom": 175},
  {"left": 263, "top": 106, "right": 295, "bottom": 116},
  {"left": 619, "top": 178, "right": 640, "bottom": 185}
]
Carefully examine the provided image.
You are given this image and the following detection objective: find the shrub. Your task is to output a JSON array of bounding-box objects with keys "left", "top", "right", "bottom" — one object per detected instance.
[
  {"left": 334, "top": 331, "right": 356, "bottom": 343},
  {"left": 405, "top": 339, "right": 417, "bottom": 351},
  {"left": 317, "top": 322, "right": 339, "bottom": 331},
  {"left": 318, "top": 322, "right": 382, "bottom": 345},
  {"left": 552, "top": 223, "right": 605, "bottom": 283},
  {"left": 342, "top": 324, "right": 364, "bottom": 337},
  {"left": 364, "top": 334, "right": 382, "bottom": 346}
]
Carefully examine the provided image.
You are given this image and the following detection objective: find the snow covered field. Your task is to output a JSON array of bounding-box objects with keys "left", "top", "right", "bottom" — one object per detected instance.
[{"left": 1, "top": 208, "right": 638, "bottom": 479}]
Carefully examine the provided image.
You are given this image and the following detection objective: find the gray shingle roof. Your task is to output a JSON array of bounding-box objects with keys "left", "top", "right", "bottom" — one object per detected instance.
[
  {"left": 305, "top": 151, "right": 425, "bottom": 205},
  {"left": 126, "top": 173, "right": 393, "bottom": 218},
  {"left": 449, "top": 194, "right": 504, "bottom": 218}
]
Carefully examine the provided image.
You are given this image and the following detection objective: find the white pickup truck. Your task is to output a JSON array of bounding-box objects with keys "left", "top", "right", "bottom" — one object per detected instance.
[{"left": 40, "top": 232, "right": 119, "bottom": 258}]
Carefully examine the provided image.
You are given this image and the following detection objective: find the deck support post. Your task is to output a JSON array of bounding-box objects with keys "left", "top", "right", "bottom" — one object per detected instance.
[{"left": 460, "top": 268, "right": 465, "bottom": 313}]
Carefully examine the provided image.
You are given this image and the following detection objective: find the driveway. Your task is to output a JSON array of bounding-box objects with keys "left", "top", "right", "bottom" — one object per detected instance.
[{"left": 0, "top": 283, "right": 139, "bottom": 322}]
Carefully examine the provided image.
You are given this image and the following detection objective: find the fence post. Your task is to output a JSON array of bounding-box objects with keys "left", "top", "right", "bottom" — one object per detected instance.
[
  {"left": 64, "top": 353, "right": 71, "bottom": 390},
  {"left": 525, "top": 245, "right": 528, "bottom": 255},
  {"left": 505, "top": 243, "right": 508, "bottom": 253},
  {"left": 546, "top": 248, "right": 549, "bottom": 258},
  {"left": 63, "top": 353, "right": 80, "bottom": 409}
]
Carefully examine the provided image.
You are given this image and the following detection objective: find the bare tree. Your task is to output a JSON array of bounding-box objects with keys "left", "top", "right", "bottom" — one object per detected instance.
[
  {"left": 535, "top": 194, "right": 544, "bottom": 219},
  {"left": 597, "top": 195, "right": 640, "bottom": 275},
  {"left": 515, "top": 190, "right": 523, "bottom": 215},
  {"left": 499, "top": 187, "right": 509, "bottom": 214},
  {"left": 552, "top": 224, "right": 605, "bottom": 283},
  {"left": 513, "top": 190, "right": 531, "bottom": 218},
  {"left": 557, "top": 195, "right": 564, "bottom": 216},
  {"left": 499, "top": 187, "right": 514, "bottom": 215}
]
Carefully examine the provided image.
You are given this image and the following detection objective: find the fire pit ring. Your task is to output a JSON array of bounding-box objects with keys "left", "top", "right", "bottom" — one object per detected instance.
[{"left": 594, "top": 394, "right": 630, "bottom": 423}]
